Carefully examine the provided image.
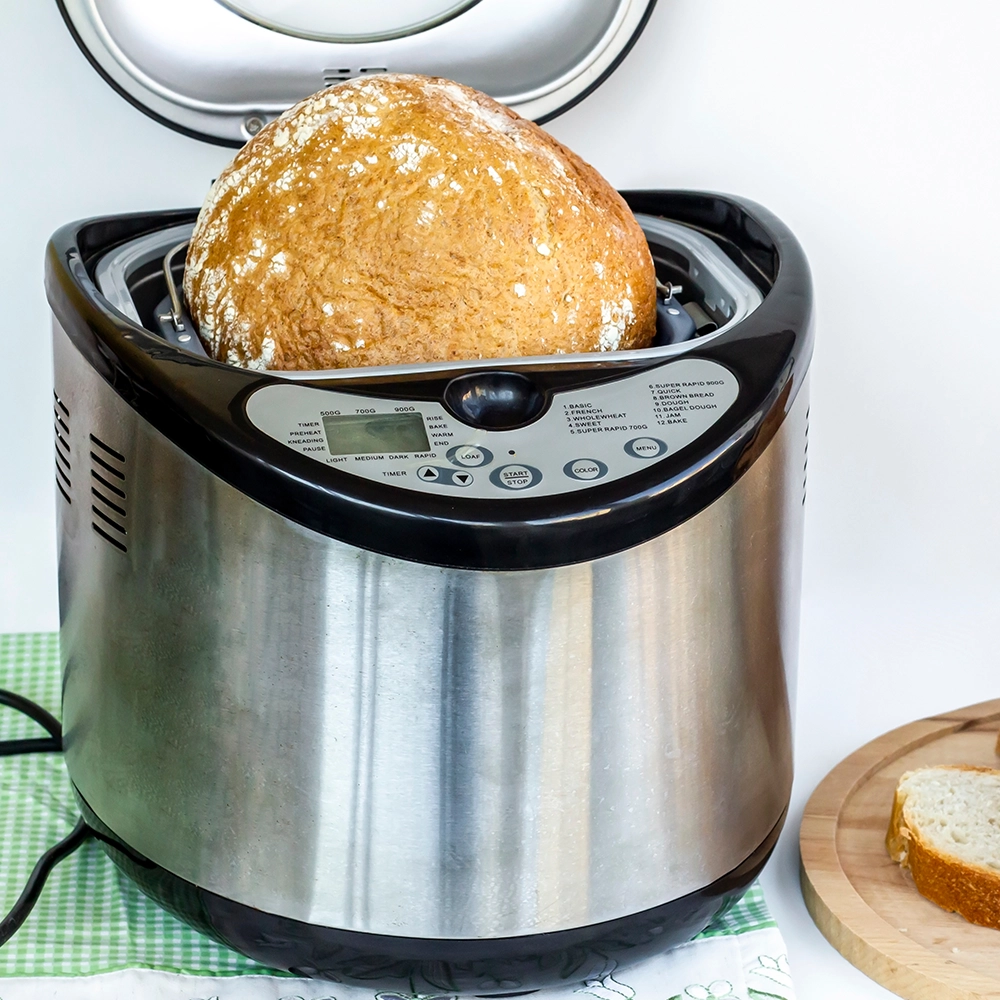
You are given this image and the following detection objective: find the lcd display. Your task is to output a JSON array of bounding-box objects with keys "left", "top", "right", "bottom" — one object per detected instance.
[{"left": 323, "top": 412, "right": 430, "bottom": 456}]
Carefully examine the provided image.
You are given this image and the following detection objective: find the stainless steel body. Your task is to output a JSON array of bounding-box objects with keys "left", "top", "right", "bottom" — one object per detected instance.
[{"left": 54, "top": 317, "right": 805, "bottom": 939}]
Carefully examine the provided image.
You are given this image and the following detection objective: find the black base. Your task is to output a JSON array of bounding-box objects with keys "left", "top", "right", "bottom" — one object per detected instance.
[{"left": 77, "top": 792, "right": 784, "bottom": 994}]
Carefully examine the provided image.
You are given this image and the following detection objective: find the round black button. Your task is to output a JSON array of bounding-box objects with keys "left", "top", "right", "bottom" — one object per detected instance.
[
  {"left": 489, "top": 464, "right": 542, "bottom": 491},
  {"left": 564, "top": 458, "right": 608, "bottom": 481},
  {"left": 443, "top": 372, "right": 545, "bottom": 430},
  {"left": 446, "top": 445, "right": 493, "bottom": 468},
  {"left": 624, "top": 437, "right": 667, "bottom": 459}
]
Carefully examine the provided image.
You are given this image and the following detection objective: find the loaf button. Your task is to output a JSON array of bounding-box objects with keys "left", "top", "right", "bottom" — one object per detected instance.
[{"left": 447, "top": 445, "right": 493, "bottom": 468}]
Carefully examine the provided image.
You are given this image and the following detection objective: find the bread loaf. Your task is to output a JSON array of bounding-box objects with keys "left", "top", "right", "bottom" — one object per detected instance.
[
  {"left": 886, "top": 765, "right": 1000, "bottom": 929},
  {"left": 183, "top": 74, "right": 656, "bottom": 371}
]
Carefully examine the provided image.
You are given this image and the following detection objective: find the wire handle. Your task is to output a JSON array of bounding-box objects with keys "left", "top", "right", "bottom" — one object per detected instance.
[{"left": 162, "top": 240, "right": 191, "bottom": 332}]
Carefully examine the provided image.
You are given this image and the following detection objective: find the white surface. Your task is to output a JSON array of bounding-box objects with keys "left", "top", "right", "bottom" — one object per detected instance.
[{"left": 1, "top": 2, "right": 999, "bottom": 997}]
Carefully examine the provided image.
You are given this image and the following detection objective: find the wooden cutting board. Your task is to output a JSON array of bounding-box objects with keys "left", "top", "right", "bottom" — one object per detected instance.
[{"left": 799, "top": 698, "right": 1000, "bottom": 1000}]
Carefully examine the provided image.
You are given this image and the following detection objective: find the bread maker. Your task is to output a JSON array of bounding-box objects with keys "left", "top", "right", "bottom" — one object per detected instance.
[{"left": 47, "top": 0, "right": 813, "bottom": 992}]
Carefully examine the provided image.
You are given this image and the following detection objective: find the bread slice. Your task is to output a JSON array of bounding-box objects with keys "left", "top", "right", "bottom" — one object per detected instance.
[{"left": 886, "top": 765, "right": 1000, "bottom": 928}]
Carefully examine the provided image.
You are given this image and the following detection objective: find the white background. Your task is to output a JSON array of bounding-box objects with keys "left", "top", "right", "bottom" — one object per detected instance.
[{"left": 1, "top": 2, "right": 999, "bottom": 998}]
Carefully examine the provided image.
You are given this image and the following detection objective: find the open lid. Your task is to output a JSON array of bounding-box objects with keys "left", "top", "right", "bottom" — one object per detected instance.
[{"left": 57, "top": 0, "right": 657, "bottom": 146}]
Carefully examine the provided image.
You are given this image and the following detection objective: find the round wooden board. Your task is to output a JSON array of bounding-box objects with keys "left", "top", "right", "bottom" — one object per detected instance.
[{"left": 799, "top": 698, "right": 1000, "bottom": 1000}]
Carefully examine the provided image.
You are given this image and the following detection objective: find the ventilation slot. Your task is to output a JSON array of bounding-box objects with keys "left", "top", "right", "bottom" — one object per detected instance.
[
  {"left": 90, "top": 434, "right": 128, "bottom": 553},
  {"left": 53, "top": 391, "right": 71, "bottom": 505},
  {"left": 323, "top": 68, "right": 352, "bottom": 85},
  {"left": 359, "top": 67, "right": 388, "bottom": 74}
]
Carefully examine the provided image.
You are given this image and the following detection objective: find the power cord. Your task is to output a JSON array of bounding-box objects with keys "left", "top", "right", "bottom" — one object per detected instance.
[
  {"left": 0, "top": 818, "right": 92, "bottom": 946},
  {"left": 0, "top": 689, "right": 63, "bottom": 756},
  {"left": 0, "top": 688, "right": 92, "bottom": 946}
]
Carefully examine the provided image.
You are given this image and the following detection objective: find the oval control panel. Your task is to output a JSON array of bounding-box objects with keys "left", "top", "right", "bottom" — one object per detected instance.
[{"left": 245, "top": 358, "right": 739, "bottom": 499}]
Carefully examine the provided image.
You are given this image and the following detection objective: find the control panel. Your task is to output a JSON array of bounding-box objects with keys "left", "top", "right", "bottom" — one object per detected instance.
[{"left": 245, "top": 358, "right": 739, "bottom": 499}]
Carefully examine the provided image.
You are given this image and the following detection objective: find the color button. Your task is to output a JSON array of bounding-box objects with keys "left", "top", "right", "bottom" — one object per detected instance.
[
  {"left": 490, "top": 464, "right": 542, "bottom": 491},
  {"left": 624, "top": 437, "right": 667, "bottom": 459},
  {"left": 447, "top": 445, "right": 493, "bottom": 468},
  {"left": 564, "top": 458, "right": 609, "bottom": 482}
]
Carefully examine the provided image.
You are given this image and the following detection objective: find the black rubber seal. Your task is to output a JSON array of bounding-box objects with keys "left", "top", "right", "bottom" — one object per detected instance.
[
  {"left": 535, "top": 1, "right": 659, "bottom": 126},
  {"left": 45, "top": 192, "right": 813, "bottom": 570},
  {"left": 76, "top": 788, "right": 785, "bottom": 993}
]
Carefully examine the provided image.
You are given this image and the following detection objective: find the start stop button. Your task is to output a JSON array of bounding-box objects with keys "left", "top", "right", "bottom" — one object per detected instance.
[{"left": 489, "top": 464, "right": 542, "bottom": 491}]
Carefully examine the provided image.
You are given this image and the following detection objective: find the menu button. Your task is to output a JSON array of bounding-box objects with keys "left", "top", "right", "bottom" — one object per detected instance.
[{"left": 624, "top": 437, "right": 667, "bottom": 460}]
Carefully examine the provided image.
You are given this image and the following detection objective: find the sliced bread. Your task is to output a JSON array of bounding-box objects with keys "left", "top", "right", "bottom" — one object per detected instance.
[{"left": 886, "top": 765, "right": 1000, "bottom": 929}]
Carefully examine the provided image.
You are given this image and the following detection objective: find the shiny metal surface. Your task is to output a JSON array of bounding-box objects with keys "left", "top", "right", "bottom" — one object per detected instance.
[
  {"left": 55, "top": 322, "right": 805, "bottom": 938},
  {"left": 60, "top": 0, "right": 653, "bottom": 143},
  {"left": 216, "top": 0, "right": 481, "bottom": 43}
]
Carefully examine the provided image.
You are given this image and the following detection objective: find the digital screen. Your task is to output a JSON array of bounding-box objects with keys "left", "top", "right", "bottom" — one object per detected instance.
[{"left": 323, "top": 412, "right": 430, "bottom": 456}]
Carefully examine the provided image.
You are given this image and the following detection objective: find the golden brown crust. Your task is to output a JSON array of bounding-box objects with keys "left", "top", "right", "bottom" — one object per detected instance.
[
  {"left": 184, "top": 74, "right": 656, "bottom": 371},
  {"left": 886, "top": 765, "right": 1000, "bottom": 930},
  {"left": 905, "top": 829, "right": 1000, "bottom": 929}
]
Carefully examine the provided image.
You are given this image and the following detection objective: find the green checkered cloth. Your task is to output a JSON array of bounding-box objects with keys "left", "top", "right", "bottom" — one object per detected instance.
[{"left": 0, "top": 632, "right": 782, "bottom": 988}]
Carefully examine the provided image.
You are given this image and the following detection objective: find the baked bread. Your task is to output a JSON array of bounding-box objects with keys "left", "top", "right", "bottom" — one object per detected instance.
[
  {"left": 886, "top": 765, "right": 1000, "bottom": 928},
  {"left": 183, "top": 74, "right": 656, "bottom": 371}
]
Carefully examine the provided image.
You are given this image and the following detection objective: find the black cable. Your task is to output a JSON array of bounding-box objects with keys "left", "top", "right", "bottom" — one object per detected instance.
[
  {"left": 0, "top": 688, "right": 87, "bottom": 947},
  {"left": 0, "top": 737, "right": 62, "bottom": 757},
  {"left": 0, "top": 689, "right": 62, "bottom": 740},
  {"left": 0, "top": 689, "right": 62, "bottom": 756},
  {"left": 0, "top": 818, "right": 92, "bottom": 946}
]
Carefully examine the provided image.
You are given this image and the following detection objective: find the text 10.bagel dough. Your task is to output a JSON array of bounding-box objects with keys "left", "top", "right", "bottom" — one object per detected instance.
[{"left": 184, "top": 74, "right": 657, "bottom": 371}]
